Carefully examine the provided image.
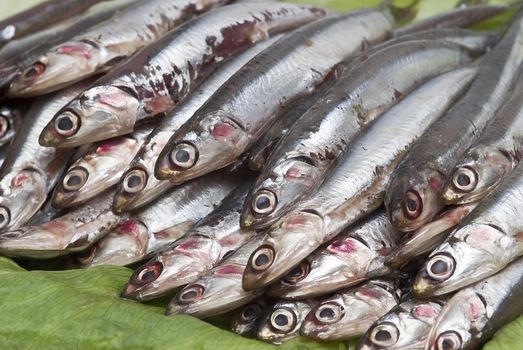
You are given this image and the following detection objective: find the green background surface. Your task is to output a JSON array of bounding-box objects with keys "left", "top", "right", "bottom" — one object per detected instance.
[{"left": 0, "top": 0, "right": 521, "bottom": 349}]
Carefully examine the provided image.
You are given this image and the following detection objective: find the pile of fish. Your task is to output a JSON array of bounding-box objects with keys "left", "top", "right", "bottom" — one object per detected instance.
[{"left": 2, "top": 0, "right": 523, "bottom": 348}]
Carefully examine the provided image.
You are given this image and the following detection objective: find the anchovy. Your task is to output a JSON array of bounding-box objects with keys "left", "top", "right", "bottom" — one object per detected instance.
[
  {"left": 357, "top": 298, "right": 447, "bottom": 350},
  {"left": 164, "top": 234, "right": 266, "bottom": 318},
  {"left": 112, "top": 35, "right": 282, "bottom": 214},
  {"left": 0, "top": 103, "right": 25, "bottom": 148},
  {"left": 241, "top": 67, "right": 477, "bottom": 290},
  {"left": 385, "top": 13, "right": 523, "bottom": 233},
  {"left": 442, "top": 66, "right": 523, "bottom": 205},
  {"left": 121, "top": 179, "right": 256, "bottom": 301},
  {"left": 77, "top": 171, "right": 239, "bottom": 267},
  {"left": 38, "top": 2, "right": 325, "bottom": 147},
  {"left": 425, "top": 258, "right": 523, "bottom": 350},
  {"left": 9, "top": 0, "right": 229, "bottom": 97},
  {"left": 268, "top": 211, "right": 401, "bottom": 299},
  {"left": 257, "top": 299, "right": 316, "bottom": 345},
  {"left": 240, "top": 40, "right": 477, "bottom": 230},
  {"left": 52, "top": 125, "right": 155, "bottom": 208},
  {"left": 154, "top": 10, "right": 395, "bottom": 184},
  {"left": 301, "top": 280, "right": 401, "bottom": 341},
  {"left": 413, "top": 164, "right": 523, "bottom": 297},
  {"left": 231, "top": 297, "right": 270, "bottom": 336}
]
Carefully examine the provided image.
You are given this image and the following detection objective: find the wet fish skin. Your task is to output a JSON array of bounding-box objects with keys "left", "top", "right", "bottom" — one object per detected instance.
[
  {"left": 385, "top": 13, "right": 523, "bottom": 233},
  {"left": 0, "top": 103, "right": 24, "bottom": 148},
  {"left": 231, "top": 297, "right": 270, "bottom": 336},
  {"left": 38, "top": 2, "right": 326, "bottom": 148},
  {"left": 10, "top": 0, "right": 229, "bottom": 97},
  {"left": 155, "top": 11, "right": 393, "bottom": 184},
  {"left": 164, "top": 234, "right": 266, "bottom": 318},
  {"left": 52, "top": 125, "right": 155, "bottom": 209},
  {"left": 425, "top": 258, "right": 523, "bottom": 350},
  {"left": 413, "top": 164, "right": 523, "bottom": 297},
  {"left": 268, "top": 211, "right": 402, "bottom": 299},
  {"left": 301, "top": 280, "right": 401, "bottom": 341},
  {"left": 121, "top": 178, "right": 256, "bottom": 300},
  {"left": 112, "top": 35, "right": 282, "bottom": 214},
  {"left": 241, "top": 67, "right": 478, "bottom": 290},
  {"left": 357, "top": 298, "right": 446, "bottom": 350}
]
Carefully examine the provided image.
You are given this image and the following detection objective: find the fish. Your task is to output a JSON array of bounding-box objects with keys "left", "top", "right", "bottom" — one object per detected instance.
[
  {"left": 385, "top": 12, "right": 523, "bottom": 233},
  {"left": 0, "top": 103, "right": 25, "bottom": 148},
  {"left": 0, "top": 188, "right": 121, "bottom": 259},
  {"left": 38, "top": 2, "right": 326, "bottom": 147},
  {"left": 268, "top": 211, "right": 401, "bottom": 299},
  {"left": 241, "top": 67, "right": 478, "bottom": 290},
  {"left": 164, "top": 234, "right": 266, "bottom": 318},
  {"left": 231, "top": 297, "right": 270, "bottom": 336},
  {"left": 425, "top": 257, "right": 523, "bottom": 350},
  {"left": 52, "top": 125, "right": 155, "bottom": 208},
  {"left": 112, "top": 35, "right": 282, "bottom": 214},
  {"left": 155, "top": 10, "right": 396, "bottom": 184},
  {"left": 9, "top": 0, "right": 229, "bottom": 97},
  {"left": 357, "top": 298, "right": 446, "bottom": 350},
  {"left": 442, "top": 64, "right": 523, "bottom": 205},
  {"left": 121, "top": 178, "right": 257, "bottom": 301},
  {"left": 412, "top": 163, "right": 523, "bottom": 297},
  {"left": 0, "top": 80, "right": 93, "bottom": 233},
  {"left": 76, "top": 171, "right": 240, "bottom": 267},
  {"left": 257, "top": 299, "right": 316, "bottom": 345},
  {"left": 240, "top": 39, "right": 478, "bottom": 230},
  {"left": 300, "top": 279, "right": 401, "bottom": 341}
]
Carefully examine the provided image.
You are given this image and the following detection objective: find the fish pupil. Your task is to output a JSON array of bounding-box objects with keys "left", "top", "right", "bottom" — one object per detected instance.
[
  {"left": 442, "top": 339, "right": 454, "bottom": 350},
  {"left": 319, "top": 308, "right": 335, "bottom": 319},
  {"left": 375, "top": 329, "right": 391, "bottom": 341},
  {"left": 127, "top": 175, "right": 141, "bottom": 188},
  {"left": 430, "top": 260, "right": 448, "bottom": 275},
  {"left": 406, "top": 198, "right": 417, "bottom": 212},
  {"left": 175, "top": 149, "right": 190, "bottom": 163},
  {"left": 141, "top": 270, "right": 157, "bottom": 283},
  {"left": 457, "top": 173, "right": 470, "bottom": 187},
  {"left": 254, "top": 253, "right": 269, "bottom": 267},
  {"left": 57, "top": 116, "right": 74, "bottom": 131},
  {"left": 24, "top": 67, "right": 39, "bottom": 78},
  {"left": 274, "top": 314, "right": 288, "bottom": 326},
  {"left": 0, "top": 214, "right": 5, "bottom": 223},
  {"left": 288, "top": 266, "right": 302, "bottom": 277},
  {"left": 67, "top": 175, "right": 82, "bottom": 187},
  {"left": 243, "top": 307, "right": 256, "bottom": 319},
  {"left": 182, "top": 290, "right": 198, "bottom": 300},
  {"left": 256, "top": 195, "right": 270, "bottom": 210}
]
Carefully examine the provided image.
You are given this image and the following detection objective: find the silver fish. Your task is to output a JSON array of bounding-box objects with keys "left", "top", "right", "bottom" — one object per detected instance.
[
  {"left": 121, "top": 178, "right": 256, "bottom": 300},
  {"left": 231, "top": 297, "right": 270, "bottom": 336},
  {"left": 155, "top": 10, "right": 394, "bottom": 184},
  {"left": 301, "top": 279, "right": 401, "bottom": 341},
  {"left": 38, "top": 2, "right": 325, "bottom": 147},
  {"left": 112, "top": 35, "right": 282, "bottom": 214},
  {"left": 78, "top": 171, "right": 239, "bottom": 267},
  {"left": 164, "top": 234, "right": 266, "bottom": 318},
  {"left": 357, "top": 299, "right": 446, "bottom": 350},
  {"left": 425, "top": 258, "right": 523, "bottom": 350},
  {"left": 0, "top": 103, "right": 25, "bottom": 148},
  {"left": 242, "top": 67, "right": 477, "bottom": 290},
  {"left": 385, "top": 13, "right": 523, "bottom": 233},
  {"left": 9, "top": 0, "right": 228, "bottom": 97},
  {"left": 413, "top": 164, "right": 523, "bottom": 297}
]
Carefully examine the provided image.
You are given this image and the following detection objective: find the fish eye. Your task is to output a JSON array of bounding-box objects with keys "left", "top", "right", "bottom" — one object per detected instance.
[
  {"left": 62, "top": 167, "right": 89, "bottom": 191},
  {"left": 178, "top": 284, "right": 205, "bottom": 304},
  {"left": 0, "top": 114, "right": 10, "bottom": 138},
  {"left": 369, "top": 322, "right": 399, "bottom": 347},
  {"left": 240, "top": 303, "right": 263, "bottom": 322},
  {"left": 24, "top": 61, "right": 46, "bottom": 79},
  {"left": 282, "top": 261, "right": 310, "bottom": 284},
  {"left": 270, "top": 308, "right": 296, "bottom": 333},
  {"left": 170, "top": 142, "right": 198, "bottom": 169},
  {"left": 251, "top": 189, "right": 277, "bottom": 215},
  {"left": 436, "top": 331, "right": 462, "bottom": 350},
  {"left": 314, "top": 303, "right": 344, "bottom": 324},
  {"left": 452, "top": 167, "right": 478, "bottom": 193},
  {"left": 0, "top": 206, "right": 11, "bottom": 230},
  {"left": 250, "top": 245, "right": 275, "bottom": 271},
  {"left": 426, "top": 253, "right": 456, "bottom": 281},
  {"left": 402, "top": 190, "right": 422, "bottom": 219},
  {"left": 54, "top": 110, "right": 80, "bottom": 136},
  {"left": 131, "top": 261, "right": 163, "bottom": 286},
  {"left": 76, "top": 244, "right": 97, "bottom": 265},
  {"left": 123, "top": 169, "right": 147, "bottom": 194}
]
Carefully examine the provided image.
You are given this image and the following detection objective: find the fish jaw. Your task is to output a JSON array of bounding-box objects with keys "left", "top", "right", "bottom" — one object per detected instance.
[
  {"left": 39, "top": 84, "right": 140, "bottom": 147},
  {"left": 231, "top": 299, "right": 268, "bottom": 336},
  {"left": 385, "top": 167, "right": 445, "bottom": 232},
  {"left": 241, "top": 157, "right": 322, "bottom": 229},
  {"left": 155, "top": 111, "right": 250, "bottom": 183},
  {"left": 413, "top": 223, "right": 516, "bottom": 297},
  {"left": 257, "top": 301, "right": 311, "bottom": 345},
  {"left": 9, "top": 41, "right": 101, "bottom": 97},
  {"left": 242, "top": 210, "right": 325, "bottom": 291}
]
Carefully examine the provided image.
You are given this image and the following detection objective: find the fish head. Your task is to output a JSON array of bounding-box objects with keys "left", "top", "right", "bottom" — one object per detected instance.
[
  {"left": 155, "top": 111, "right": 250, "bottom": 183},
  {"left": 242, "top": 210, "right": 325, "bottom": 291},
  {"left": 385, "top": 167, "right": 445, "bottom": 232},
  {"left": 442, "top": 146, "right": 514, "bottom": 205},
  {"left": 39, "top": 83, "right": 140, "bottom": 147},
  {"left": 413, "top": 223, "right": 505, "bottom": 297},
  {"left": 231, "top": 299, "right": 267, "bottom": 335},
  {"left": 257, "top": 301, "right": 311, "bottom": 345},
  {"left": 0, "top": 105, "right": 20, "bottom": 146},
  {"left": 113, "top": 166, "right": 152, "bottom": 214},
  {"left": 9, "top": 41, "right": 101, "bottom": 96},
  {"left": 241, "top": 156, "right": 321, "bottom": 229}
]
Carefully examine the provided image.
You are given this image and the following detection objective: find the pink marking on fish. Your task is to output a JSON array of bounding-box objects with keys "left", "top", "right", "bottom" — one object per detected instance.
[
  {"left": 328, "top": 239, "right": 358, "bottom": 254},
  {"left": 469, "top": 299, "right": 485, "bottom": 320},
  {"left": 282, "top": 214, "right": 308, "bottom": 229},
  {"left": 414, "top": 305, "right": 439, "bottom": 319},
  {"left": 215, "top": 264, "right": 244, "bottom": 276},
  {"left": 11, "top": 173, "right": 30, "bottom": 187},
  {"left": 99, "top": 93, "right": 124, "bottom": 108},
  {"left": 175, "top": 240, "right": 200, "bottom": 251},
  {"left": 57, "top": 43, "right": 92, "bottom": 60},
  {"left": 356, "top": 288, "right": 382, "bottom": 300},
  {"left": 429, "top": 177, "right": 442, "bottom": 191},
  {"left": 286, "top": 167, "right": 303, "bottom": 179},
  {"left": 96, "top": 138, "right": 126, "bottom": 154},
  {"left": 42, "top": 220, "right": 69, "bottom": 231},
  {"left": 118, "top": 220, "right": 138, "bottom": 234},
  {"left": 212, "top": 122, "right": 234, "bottom": 138}
]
